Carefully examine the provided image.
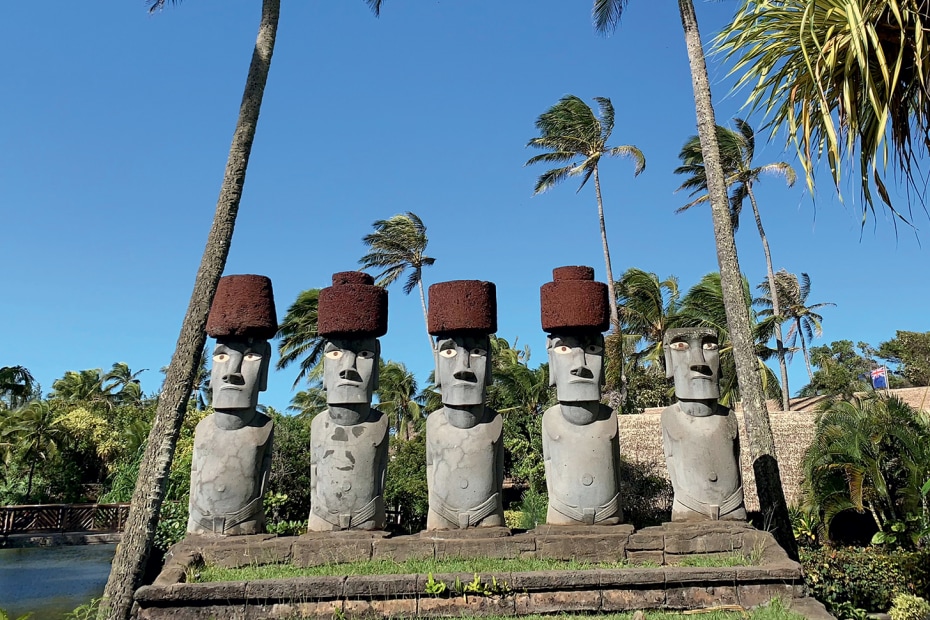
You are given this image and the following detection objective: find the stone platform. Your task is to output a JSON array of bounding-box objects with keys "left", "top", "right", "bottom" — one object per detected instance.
[{"left": 135, "top": 522, "right": 829, "bottom": 619}]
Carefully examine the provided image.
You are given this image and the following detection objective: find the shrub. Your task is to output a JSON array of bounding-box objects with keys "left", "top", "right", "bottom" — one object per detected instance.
[
  {"left": 890, "top": 594, "right": 930, "bottom": 620},
  {"left": 801, "top": 547, "right": 930, "bottom": 613},
  {"left": 517, "top": 487, "right": 548, "bottom": 530}
]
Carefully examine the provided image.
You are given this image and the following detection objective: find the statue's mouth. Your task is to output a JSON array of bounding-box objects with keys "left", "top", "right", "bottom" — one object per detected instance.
[{"left": 220, "top": 385, "right": 243, "bottom": 390}]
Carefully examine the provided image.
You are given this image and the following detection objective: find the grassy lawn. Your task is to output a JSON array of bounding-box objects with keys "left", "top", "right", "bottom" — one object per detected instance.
[{"left": 193, "top": 552, "right": 757, "bottom": 583}]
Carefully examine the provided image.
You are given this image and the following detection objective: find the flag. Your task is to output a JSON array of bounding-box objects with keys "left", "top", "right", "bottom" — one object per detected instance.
[{"left": 871, "top": 366, "right": 888, "bottom": 389}]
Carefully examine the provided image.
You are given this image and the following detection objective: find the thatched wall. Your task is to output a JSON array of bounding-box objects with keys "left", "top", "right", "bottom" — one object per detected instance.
[{"left": 618, "top": 410, "right": 816, "bottom": 512}]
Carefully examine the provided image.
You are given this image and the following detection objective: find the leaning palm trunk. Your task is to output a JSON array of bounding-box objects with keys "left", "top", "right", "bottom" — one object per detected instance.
[
  {"left": 98, "top": 3, "right": 280, "bottom": 618},
  {"left": 417, "top": 279, "right": 433, "bottom": 352},
  {"left": 677, "top": 0, "right": 797, "bottom": 560},
  {"left": 746, "top": 186, "right": 790, "bottom": 411},
  {"left": 593, "top": 167, "right": 626, "bottom": 401}
]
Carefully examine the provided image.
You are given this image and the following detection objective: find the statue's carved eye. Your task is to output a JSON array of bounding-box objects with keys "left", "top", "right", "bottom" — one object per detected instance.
[
  {"left": 669, "top": 341, "right": 689, "bottom": 351},
  {"left": 213, "top": 353, "right": 230, "bottom": 363},
  {"left": 586, "top": 345, "right": 604, "bottom": 355},
  {"left": 357, "top": 350, "right": 375, "bottom": 360},
  {"left": 554, "top": 345, "right": 571, "bottom": 355},
  {"left": 439, "top": 348, "right": 457, "bottom": 358},
  {"left": 325, "top": 350, "right": 343, "bottom": 360},
  {"left": 469, "top": 348, "right": 487, "bottom": 357},
  {"left": 703, "top": 342, "right": 718, "bottom": 351},
  {"left": 244, "top": 353, "right": 262, "bottom": 361}
]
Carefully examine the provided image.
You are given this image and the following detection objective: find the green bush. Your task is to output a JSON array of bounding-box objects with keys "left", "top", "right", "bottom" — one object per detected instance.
[
  {"left": 517, "top": 487, "right": 548, "bottom": 530},
  {"left": 890, "top": 594, "right": 930, "bottom": 620},
  {"left": 801, "top": 547, "right": 930, "bottom": 613}
]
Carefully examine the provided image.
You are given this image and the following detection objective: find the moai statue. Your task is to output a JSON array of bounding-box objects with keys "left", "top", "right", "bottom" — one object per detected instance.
[
  {"left": 308, "top": 272, "right": 389, "bottom": 532},
  {"left": 661, "top": 327, "right": 747, "bottom": 522},
  {"left": 188, "top": 274, "right": 277, "bottom": 536},
  {"left": 540, "top": 266, "right": 623, "bottom": 526},
  {"left": 425, "top": 280, "right": 505, "bottom": 530}
]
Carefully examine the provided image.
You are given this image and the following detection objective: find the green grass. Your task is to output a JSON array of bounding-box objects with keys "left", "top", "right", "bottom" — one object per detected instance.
[{"left": 192, "top": 550, "right": 759, "bottom": 583}]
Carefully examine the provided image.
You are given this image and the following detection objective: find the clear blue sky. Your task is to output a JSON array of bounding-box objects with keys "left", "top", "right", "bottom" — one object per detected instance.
[{"left": 3, "top": 1, "right": 926, "bottom": 412}]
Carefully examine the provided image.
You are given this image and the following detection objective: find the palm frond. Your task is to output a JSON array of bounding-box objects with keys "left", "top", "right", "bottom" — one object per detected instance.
[{"left": 592, "top": 0, "right": 630, "bottom": 35}]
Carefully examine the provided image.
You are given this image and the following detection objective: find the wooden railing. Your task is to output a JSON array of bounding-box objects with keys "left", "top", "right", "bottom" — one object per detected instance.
[{"left": 0, "top": 503, "right": 130, "bottom": 535}]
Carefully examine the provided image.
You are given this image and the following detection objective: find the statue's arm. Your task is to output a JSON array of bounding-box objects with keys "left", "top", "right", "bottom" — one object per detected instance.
[{"left": 260, "top": 425, "right": 274, "bottom": 497}]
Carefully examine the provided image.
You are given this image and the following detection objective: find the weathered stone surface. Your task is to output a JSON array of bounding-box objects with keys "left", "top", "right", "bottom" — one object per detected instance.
[
  {"left": 419, "top": 595, "right": 514, "bottom": 617},
  {"left": 292, "top": 537, "right": 372, "bottom": 567},
  {"left": 135, "top": 581, "right": 246, "bottom": 603},
  {"left": 598, "top": 568, "right": 664, "bottom": 587},
  {"left": 736, "top": 563, "right": 803, "bottom": 582},
  {"left": 515, "top": 590, "right": 601, "bottom": 614},
  {"left": 344, "top": 598, "right": 418, "bottom": 618},
  {"left": 788, "top": 596, "right": 835, "bottom": 620},
  {"left": 245, "top": 576, "right": 345, "bottom": 601},
  {"left": 344, "top": 574, "right": 419, "bottom": 598},
  {"left": 435, "top": 537, "right": 530, "bottom": 560},
  {"left": 601, "top": 588, "right": 666, "bottom": 611},
  {"left": 509, "top": 569, "right": 600, "bottom": 590},
  {"left": 739, "top": 583, "right": 804, "bottom": 608},
  {"left": 535, "top": 534, "right": 626, "bottom": 562},
  {"left": 666, "top": 585, "right": 739, "bottom": 609},
  {"left": 665, "top": 566, "right": 737, "bottom": 585},
  {"left": 665, "top": 532, "right": 741, "bottom": 554},
  {"left": 198, "top": 536, "right": 291, "bottom": 569},
  {"left": 627, "top": 531, "right": 664, "bottom": 551},
  {"left": 371, "top": 537, "right": 435, "bottom": 562},
  {"left": 138, "top": 604, "right": 250, "bottom": 619},
  {"left": 420, "top": 526, "right": 512, "bottom": 539}
]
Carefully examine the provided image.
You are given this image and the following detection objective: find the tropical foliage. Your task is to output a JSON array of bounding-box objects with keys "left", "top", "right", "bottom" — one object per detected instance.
[
  {"left": 276, "top": 288, "right": 324, "bottom": 389},
  {"left": 717, "top": 0, "right": 930, "bottom": 221}
]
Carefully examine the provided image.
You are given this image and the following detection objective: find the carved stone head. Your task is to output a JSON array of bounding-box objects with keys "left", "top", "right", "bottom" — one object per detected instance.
[
  {"left": 428, "top": 280, "right": 496, "bottom": 407},
  {"left": 663, "top": 327, "right": 720, "bottom": 401},
  {"left": 206, "top": 275, "right": 278, "bottom": 411}
]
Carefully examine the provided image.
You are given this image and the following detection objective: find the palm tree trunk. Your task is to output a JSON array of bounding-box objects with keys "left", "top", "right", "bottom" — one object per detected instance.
[
  {"left": 593, "top": 167, "right": 626, "bottom": 403},
  {"left": 98, "top": 3, "right": 280, "bottom": 619},
  {"left": 798, "top": 319, "right": 814, "bottom": 380},
  {"left": 417, "top": 279, "right": 433, "bottom": 353},
  {"left": 26, "top": 458, "right": 36, "bottom": 500},
  {"left": 746, "top": 185, "right": 790, "bottom": 411},
  {"left": 677, "top": 0, "right": 797, "bottom": 560}
]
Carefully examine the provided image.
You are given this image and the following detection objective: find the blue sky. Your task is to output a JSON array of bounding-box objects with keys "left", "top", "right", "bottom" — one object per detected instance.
[{"left": 3, "top": 1, "right": 926, "bottom": 412}]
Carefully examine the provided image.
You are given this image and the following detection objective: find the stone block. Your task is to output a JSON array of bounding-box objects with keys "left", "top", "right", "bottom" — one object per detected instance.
[
  {"left": 344, "top": 574, "right": 419, "bottom": 598},
  {"left": 419, "top": 526, "right": 512, "bottom": 539},
  {"left": 292, "top": 537, "right": 372, "bottom": 567},
  {"left": 598, "top": 568, "right": 664, "bottom": 588},
  {"left": 736, "top": 564, "right": 802, "bottom": 582},
  {"left": 245, "top": 576, "right": 344, "bottom": 601},
  {"left": 535, "top": 533, "right": 627, "bottom": 562},
  {"left": 435, "top": 536, "right": 530, "bottom": 560},
  {"left": 509, "top": 569, "right": 600, "bottom": 590},
  {"left": 198, "top": 536, "right": 290, "bottom": 569},
  {"left": 601, "top": 588, "right": 666, "bottom": 611},
  {"left": 738, "top": 583, "right": 804, "bottom": 608},
  {"left": 666, "top": 585, "right": 739, "bottom": 609},
  {"left": 665, "top": 532, "right": 741, "bottom": 555},
  {"left": 419, "top": 594, "right": 515, "bottom": 617},
  {"left": 344, "top": 597, "right": 419, "bottom": 618},
  {"left": 514, "top": 590, "right": 601, "bottom": 614},
  {"left": 627, "top": 531, "right": 664, "bottom": 551},
  {"left": 665, "top": 566, "right": 737, "bottom": 585},
  {"left": 626, "top": 550, "right": 664, "bottom": 566},
  {"left": 138, "top": 604, "right": 249, "bottom": 619},
  {"left": 372, "top": 537, "right": 435, "bottom": 562}
]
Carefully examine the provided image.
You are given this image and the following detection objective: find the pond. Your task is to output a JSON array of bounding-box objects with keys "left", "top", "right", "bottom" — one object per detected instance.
[{"left": 0, "top": 544, "right": 116, "bottom": 618}]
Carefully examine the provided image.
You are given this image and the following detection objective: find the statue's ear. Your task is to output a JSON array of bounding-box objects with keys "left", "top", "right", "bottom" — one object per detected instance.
[
  {"left": 258, "top": 340, "right": 272, "bottom": 392},
  {"left": 373, "top": 340, "right": 381, "bottom": 391},
  {"left": 664, "top": 344, "right": 674, "bottom": 379},
  {"left": 433, "top": 346, "right": 441, "bottom": 388}
]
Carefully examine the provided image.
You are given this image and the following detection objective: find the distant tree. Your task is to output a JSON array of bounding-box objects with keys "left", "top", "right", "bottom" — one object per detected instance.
[
  {"left": 276, "top": 288, "right": 324, "bottom": 388},
  {"left": 616, "top": 267, "right": 680, "bottom": 368},
  {"left": 800, "top": 340, "right": 882, "bottom": 398},
  {"left": 266, "top": 409, "right": 313, "bottom": 522},
  {"left": 101, "top": 363, "right": 146, "bottom": 408},
  {"left": 0, "top": 366, "right": 35, "bottom": 410},
  {"left": 525, "top": 94, "right": 645, "bottom": 332},
  {"left": 757, "top": 271, "right": 834, "bottom": 380},
  {"left": 3, "top": 400, "right": 67, "bottom": 499},
  {"left": 287, "top": 382, "right": 327, "bottom": 420},
  {"left": 359, "top": 212, "right": 436, "bottom": 352},
  {"left": 385, "top": 432, "right": 429, "bottom": 533},
  {"left": 376, "top": 360, "right": 423, "bottom": 440},
  {"left": 879, "top": 331, "right": 930, "bottom": 387},
  {"left": 674, "top": 118, "right": 796, "bottom": 411}
]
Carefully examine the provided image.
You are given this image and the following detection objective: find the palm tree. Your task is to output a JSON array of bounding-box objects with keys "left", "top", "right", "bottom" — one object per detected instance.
[
  {"left": 616, "top": 267, "right": 680, "bottom": 369},
  {"left": 359, "top": 212, "right": 436, "bottom": 352},
  {"left": 593, "top": 0, "right": 797, "bottom": 559},
  {"left": 757, "top": 271, "right": 835, "bottom": 381},
  {"left": 287, "top": 381, "right": 327, "bottom": 420},
  {"left": 276, "top": 288, "right": 324, "bottom": 389},
  {"left": 717, "top": 1, "right": 930, "bottom": 222},
  {"left": 674, "top": 118, "right": 797, "bottom": 411},
  {"left": 0, "top": 365, "right": 35, "bottom": 410},
  {"left": 101, "top": 363, "right": 146, "bottom": 408},
  {"left": 101, "top": 2, "right": 386, "bottom": 617},
  {"left": 3, "top": 400, "right": 66, "bottom": 500},
  {"left": 376, "top": 360, "right": 422, "bottom": 440},
  {"left": 51, "top": 369, "right": 106, "bottom": 404},
  {"left": 525, "top": 94, "right": 645, "bottom": 332}
]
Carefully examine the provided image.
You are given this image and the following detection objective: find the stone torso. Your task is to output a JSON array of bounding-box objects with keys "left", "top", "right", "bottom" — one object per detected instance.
[
  {"left": 661, "top": 403, "right": 746, "bottom": 522},
  {"left": 188, "top": 413, "right": 273, "bottom": 535},
  {"left": 425, "top": 407, "right": 504, "bottom": 530},
  {"left": 542, "top": 404, "right": 622, "bottom": 525},
  {"left": 308, "top": 408, "right": 389, "bottom": 531}
]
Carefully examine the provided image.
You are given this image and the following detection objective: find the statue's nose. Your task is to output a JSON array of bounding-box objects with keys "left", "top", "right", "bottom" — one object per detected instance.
[{"left": 224, "top": 372, "right": 245, "bottom": 385}]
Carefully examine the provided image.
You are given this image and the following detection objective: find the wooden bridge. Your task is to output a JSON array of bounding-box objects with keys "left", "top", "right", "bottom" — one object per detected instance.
[{"left": 0, "top": 502, "right": 130, "bottom": 536}]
